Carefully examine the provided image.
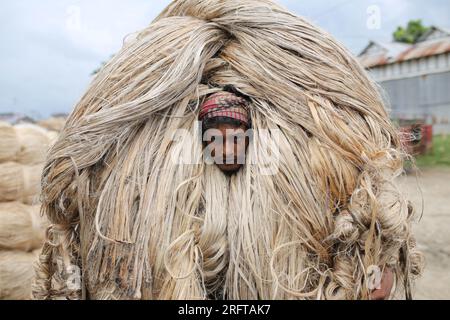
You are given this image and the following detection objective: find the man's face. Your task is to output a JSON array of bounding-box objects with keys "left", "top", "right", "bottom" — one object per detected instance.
[{"left": 203, "top": 122, "right": 250, "bottom": 174}]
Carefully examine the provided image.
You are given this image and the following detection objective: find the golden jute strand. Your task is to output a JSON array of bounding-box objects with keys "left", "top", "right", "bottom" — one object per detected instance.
[{"left": 34, "top": 0, "right": 423, "bottom": 300}]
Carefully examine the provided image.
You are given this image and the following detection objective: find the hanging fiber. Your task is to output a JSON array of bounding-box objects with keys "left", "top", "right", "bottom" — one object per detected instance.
[{"left": 33, "top": 0, "right": 423, "bottom": 300}]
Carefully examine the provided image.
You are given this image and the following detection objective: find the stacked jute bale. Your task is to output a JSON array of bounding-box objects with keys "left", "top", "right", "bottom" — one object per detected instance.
[
  {"left": 37, "top": 117, "right": 66, "bottom": 133},
  {"left": 0, "top": 121, "right": 58, "bottom": 300},
  {"left": 0, "top": 122, "right": 52, "bottom": 165},
  {"left": 0, "top": 203, "right": 46, "bottom": 300}
]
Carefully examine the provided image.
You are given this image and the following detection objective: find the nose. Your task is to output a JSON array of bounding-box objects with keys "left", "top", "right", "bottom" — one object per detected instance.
[{"left": 222, "top": 139, "right": 235, "bottom": 161}]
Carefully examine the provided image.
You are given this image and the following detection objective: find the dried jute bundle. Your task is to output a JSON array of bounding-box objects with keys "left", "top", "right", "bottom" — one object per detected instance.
[
  {"left": 37, "top": 117, "right": 67, "bottom": 133},
  {"left": 0, "top": 202, "right": 47, "bottom": 252},
  {"left": 0, "top": 122, "right": 20, "bottom": 163},
  {"left": 0, "top": 122, "right": 52, "bottom": 165},
  {"left": 0, "top": 249, "right": 40, "bottom": 300},
  {"left": 14, "top": 124, "right": 51, "bottom": 165},
  {"left": 33, "top": 0, "right": 423, "bottom": 300},
  {"left": 0, "top": 162, "right": 43, "bottom": 205}
]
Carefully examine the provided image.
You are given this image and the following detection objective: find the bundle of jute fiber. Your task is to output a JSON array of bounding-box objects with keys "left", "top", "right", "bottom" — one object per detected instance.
[
  {"left": 0, "top": 202, "right": 47, "bottom": 252},
  {"left": 0, "top": 249, "right": 40, "bottom": 300},
  {"left": 46, "top": 131, "right": 59, "bottom": 146},
  {"left": 0, "top": 122, "right": 20, "bottom": 163},
  {"left": 37, "top": 117, "right": 67, "bottom": 133},
  {"left": 0, "top": 162, "right": 43, "bottom": 205},
  {"left": 33, "top": 0, "right": 423, "bottom": 300},
  {"left": 14, "top": 124, "right": 52, "bottom": 165}
]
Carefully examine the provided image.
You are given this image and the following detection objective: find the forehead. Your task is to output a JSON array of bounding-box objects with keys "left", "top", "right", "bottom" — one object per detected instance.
[
  {"left": 205, "top": 122, "right": 247, "bottom": 134},
  {"left": 215, "top": 122, "right": 246, "bottom": 130}
]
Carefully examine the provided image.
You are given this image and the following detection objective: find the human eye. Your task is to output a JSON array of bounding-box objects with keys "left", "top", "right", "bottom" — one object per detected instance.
[{"left": 234, "top": 134, "right": 244, "bottom": 144}]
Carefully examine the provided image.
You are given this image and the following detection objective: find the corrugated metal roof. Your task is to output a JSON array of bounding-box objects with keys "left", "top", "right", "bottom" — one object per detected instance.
[
  {"left": 417, "top": 26, "right": 450, "bottom": 42},
  {"left": 358, "top": 41, "right": 410, "bottom": 67},
  {"left": 358, "top": 26, "right": 450, "bottom": 68},
  {"left": 358, "top": 52, "right": 388, "bottom": 68},
  {"left": 397, "top": 38, "right": 450, "bottom": 61},
  {"left": 359, "top": 37, "right": 450, "bottom": 68},
  {"left": 378, "top": 41, "right": 410, "bottom": 57}
]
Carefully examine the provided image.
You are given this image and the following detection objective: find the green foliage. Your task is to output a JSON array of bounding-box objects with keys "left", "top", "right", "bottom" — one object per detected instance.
[
  {"left": 415, "top": 135, "right": 450, "bottom": 167},
  {"left": 393, "top": 19, "right": 430, "bottom": 44}
]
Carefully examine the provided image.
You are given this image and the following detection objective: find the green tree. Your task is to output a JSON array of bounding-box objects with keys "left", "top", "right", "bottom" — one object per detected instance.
[{"left": 393, "top": 19, "right": 430, "bottom": 44}]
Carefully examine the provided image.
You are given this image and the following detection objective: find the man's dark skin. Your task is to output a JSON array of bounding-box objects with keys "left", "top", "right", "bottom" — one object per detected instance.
[
  {"left": 202, "top": 117, "right": 394, "bottom": 299},
  {"left": 203, "top": 119, "right": 250, "bottom": 174}
]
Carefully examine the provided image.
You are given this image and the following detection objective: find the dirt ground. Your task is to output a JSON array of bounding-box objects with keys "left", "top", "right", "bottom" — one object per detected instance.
[{"left": 397, "top": 167, "right": 450, "bottom": 300}]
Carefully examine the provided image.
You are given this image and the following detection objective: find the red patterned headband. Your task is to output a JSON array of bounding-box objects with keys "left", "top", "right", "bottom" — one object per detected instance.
[{"left": 199, "top": 91, "right": 250, "bottom": 126}]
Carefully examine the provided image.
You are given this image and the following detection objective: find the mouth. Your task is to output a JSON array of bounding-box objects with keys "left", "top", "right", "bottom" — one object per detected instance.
[
  {"left": 217, "top": 163, "right": 242, "bottom": 174},
  {"left": 224, "top": 158, "right": 237, "bottom": 164}
]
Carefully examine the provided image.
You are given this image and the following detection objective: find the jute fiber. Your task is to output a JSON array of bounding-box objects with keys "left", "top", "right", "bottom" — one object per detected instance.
[
  {"left": 0, "top": 249, "right": 40, "bottom": 300},
  {"left": 33, "top": 0, "right": 423, "bottom": 300},
  {"left": 0, "top": 162, "right": 43, "bottom": 205},
  {"left": 0, "top": 122, "right": 20, "bottom": 163},
  {"left": 0, "top": 202, "right": 47, "bottom": 252},
  {"left": 0, "top": 122, "right": 53, "bottom": 165},
  {"left": 14, "top": 124, "right": 52, "bottom": 165}
]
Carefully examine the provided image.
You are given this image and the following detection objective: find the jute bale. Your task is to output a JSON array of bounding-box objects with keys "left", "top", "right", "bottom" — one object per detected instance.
[
  {"left": 46, "top": 131, "right": 59, "bottom": 146},
  {"left": 37, "top": 117, "right": 66, "bottom": 132},
  {"left": 15, "top": 124, "right": 51, "bottom": 165},
  {"left": 0, "top": 249, "right": 39, "bottom": 300},
  {"left": 0, "top": 202, "right": 47, "bottom": 251},
  {"left": 0, "top": 162, "right": 43, "bottom": 205},
  {"left": 0, "top": 122, "right": 20, "bottom": 163}
]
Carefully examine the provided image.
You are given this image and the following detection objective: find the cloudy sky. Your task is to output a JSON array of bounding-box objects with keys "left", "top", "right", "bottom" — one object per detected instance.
[{"left": 1, "top": 0, "right": 449, "bottom": 118}]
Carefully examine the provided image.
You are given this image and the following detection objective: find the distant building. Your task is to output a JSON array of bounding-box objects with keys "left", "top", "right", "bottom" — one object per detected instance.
[
  {"left": 0, "top": 113, "right": 36, "bottom": 124},
  {"left": 0, "top": 112, "right": 68, "bottom": 124},
  {"left": 358, "top": 26, "right": 450, "bottom": 134}
]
